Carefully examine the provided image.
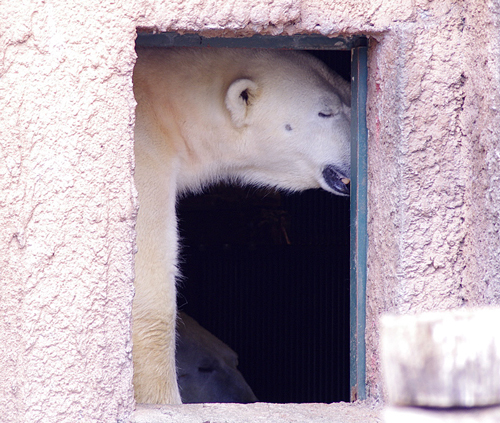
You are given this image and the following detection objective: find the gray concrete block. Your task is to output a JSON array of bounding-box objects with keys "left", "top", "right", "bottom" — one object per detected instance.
[
  {"left": 384, "top": 405, "right": 500, "bottom": 423},
  {"left": 381, "top": 307, "right": 500, "bottom": 407}
]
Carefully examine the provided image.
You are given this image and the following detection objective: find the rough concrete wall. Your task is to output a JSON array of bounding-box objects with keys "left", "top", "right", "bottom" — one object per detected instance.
[
  {"left": 366, "top": 0, "right": 500, "bottom": 401},
  {"left": 0, "top": 1, "right": 138, "bottom": 422},
  {"left": 2, "top": 0, "right": 500, "bottom": 421},
  {"left": 135, "top": 0, "right": 416, "bottom": 36},
  {"left": 462, "top": 1, "right": 500, "bottom": 305}
]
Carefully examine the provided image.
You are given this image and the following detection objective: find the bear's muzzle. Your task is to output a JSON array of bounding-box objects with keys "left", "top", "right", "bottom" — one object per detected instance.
[{"left": 322, "top": 164, "right": 350, "bottom": 196}]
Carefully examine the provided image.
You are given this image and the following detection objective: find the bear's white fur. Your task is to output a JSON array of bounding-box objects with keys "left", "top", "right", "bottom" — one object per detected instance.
[{"left": 132, "top": 47, "right": 351, "bottom": 404}]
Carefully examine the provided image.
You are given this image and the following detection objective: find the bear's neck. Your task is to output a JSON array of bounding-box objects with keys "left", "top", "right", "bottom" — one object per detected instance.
[{"left": 174, "top": 119, "right": 250, "bottom": 195}]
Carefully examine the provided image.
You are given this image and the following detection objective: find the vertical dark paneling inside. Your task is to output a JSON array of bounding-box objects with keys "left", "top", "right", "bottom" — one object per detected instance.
[{"left": 178, "top": 189, "right": 350, "bottom": 403}]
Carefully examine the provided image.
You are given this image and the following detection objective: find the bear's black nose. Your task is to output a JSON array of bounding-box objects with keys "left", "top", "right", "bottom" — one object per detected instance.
[{"left": 322, "top": 165, "right": 350, "bottom": 196}]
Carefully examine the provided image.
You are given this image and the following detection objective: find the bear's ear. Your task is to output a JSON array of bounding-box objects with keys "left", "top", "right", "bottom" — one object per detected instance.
[{"left": 225, "top": 78, "right": 258, "bottom": 128}]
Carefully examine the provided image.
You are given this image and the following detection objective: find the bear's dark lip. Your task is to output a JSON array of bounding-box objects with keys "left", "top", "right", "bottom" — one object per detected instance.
[{"left": 322, "top": 164, "right": 350, "bottom": 196}]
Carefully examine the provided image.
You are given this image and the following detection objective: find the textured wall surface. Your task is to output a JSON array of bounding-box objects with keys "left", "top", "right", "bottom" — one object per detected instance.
[
  {"left": 1, "top": 0, "right": 500, "bottom": 421},
  {"left": 365, "top": 0, "right": 500, "bottom": 400},
  {"left": 0, "top": 1, "right": 138, "bottom": 422}
]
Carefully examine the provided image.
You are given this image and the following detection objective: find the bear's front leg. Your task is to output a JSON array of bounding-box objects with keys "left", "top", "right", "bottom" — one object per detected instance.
[
  {"left": 132, "top": 156, "right": 182, "bottom": 404},
  {"left": 132, "top": 308, "right": 181, "bottom": 404}
]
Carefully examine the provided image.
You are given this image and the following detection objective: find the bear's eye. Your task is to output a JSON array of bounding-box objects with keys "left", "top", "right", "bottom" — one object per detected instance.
[
  {"left": 198, "top": 366, "right": 215, "bottom": 373},
  {"left": 198, "top": 360, "right": 217, "bottom": 373},
  {"left": 318, "top": 112, "right": 333, "bottom": 118}
]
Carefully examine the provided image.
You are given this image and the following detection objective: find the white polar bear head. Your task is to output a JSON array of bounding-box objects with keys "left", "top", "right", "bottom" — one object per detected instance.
[
  {"left": 134, "top": 48, "right": 351, "bottom": 197},
  {"left": 176, "top": 312, "right": 258, "bottom": 403},
  {"left": 222, "top": 50, "right": 351, "bottom": 197}
]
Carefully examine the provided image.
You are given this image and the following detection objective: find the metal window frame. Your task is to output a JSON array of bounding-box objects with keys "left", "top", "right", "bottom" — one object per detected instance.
[
  {"left": 135, "top": 32, "right": 368, "bottom": 402},
  {"left": 349, "top": 44, "right": 368, "bottom": 402}
]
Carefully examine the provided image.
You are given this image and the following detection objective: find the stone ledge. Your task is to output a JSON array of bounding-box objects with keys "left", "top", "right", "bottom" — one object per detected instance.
[
  {"left": 384, "top": 405, "right": 500, "bottom": 423},
  {"left": 131, "top": 401, "right": 381, "bottom": 423}
]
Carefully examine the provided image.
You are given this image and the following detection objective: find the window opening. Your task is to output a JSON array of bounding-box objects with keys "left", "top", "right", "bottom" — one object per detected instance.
[{"left": 135, "top": 33, "right": 368, "bottom": 403}]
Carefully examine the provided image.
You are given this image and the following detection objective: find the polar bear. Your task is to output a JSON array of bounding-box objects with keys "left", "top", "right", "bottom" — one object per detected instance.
[
  {"left": 176, "top": 312, "right": 258, "bottom": 403},
  {"left": 133, "top": 47, "right": 351, "bottom": 404}
]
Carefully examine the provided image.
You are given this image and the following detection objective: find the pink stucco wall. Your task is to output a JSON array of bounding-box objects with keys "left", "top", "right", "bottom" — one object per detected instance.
[
  {"left": 1, "top": 1, "right": 500, "bottom": 421},
  {"left": 0, "top": 2, "right": 138, "bottom": 421},
  {"left": 365, "top": 1, "right": 500, "bottom": 400}
]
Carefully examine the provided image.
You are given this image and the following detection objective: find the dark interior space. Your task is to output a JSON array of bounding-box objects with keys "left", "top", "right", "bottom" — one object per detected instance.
[{"left": 177, "top": 49, "right": 351, "bottom": 403}]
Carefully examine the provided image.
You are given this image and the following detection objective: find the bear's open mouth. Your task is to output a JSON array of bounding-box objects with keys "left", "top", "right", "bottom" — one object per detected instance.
[{"left": 322, "top": 165, "right": 350, "bottom": 196}]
